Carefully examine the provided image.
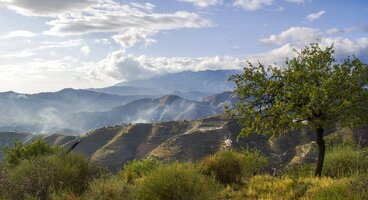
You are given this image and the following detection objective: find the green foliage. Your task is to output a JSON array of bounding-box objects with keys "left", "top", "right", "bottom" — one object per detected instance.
[
  {"left": 82, "top": 176, "right": 131, "bottom": 200},
  {"left": 134, "top": 163, "right": 221, "bottom": 200},
  {"left": 284, "top": 164, "right": 315, "bottom": 178},
  {"left": 46, "top": 151, "right": 103, "bottom": 194},
  {"left": 50, "top": 192, "right": 81, "bottom": 200},
  {"left": 2, "top": 139, "right": 55, "bottom": 167},
  {"left": 324, "top": 131, "right": 356, "bottom": 150},
  {"left": 349, "top": 176, "right": 368, "bottom": 200},
  {"left": 122, "top": 159, "right": 161, "bottom": 184},
  {"left": 246, "top": 175, "right": 312, "bottom": 200},
  {"left": 4, "top": 158, "right": 56, "bottom": 200},
  {"left": 305, "top": 179, "right": 352, "bottom": 200},
  {"left": 0, "top": 152, "right": 102, "bottom": 199},
  {"left": 323, "top": 146, "right": 368, "bottom": 178},
  {"left": 241, "top": 148, "right": 269, "bottom": 177},
  {"left": 200, "top": 149, "right": 268, "bottom": 184},
  {"left": 228, "top": 43, "right": 368, "bottom": 137}
]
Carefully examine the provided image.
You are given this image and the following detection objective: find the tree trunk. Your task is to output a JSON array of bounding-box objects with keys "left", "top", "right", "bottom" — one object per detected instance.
[{"left": 315, "top": 127, "right": 325, "bottom": 177}]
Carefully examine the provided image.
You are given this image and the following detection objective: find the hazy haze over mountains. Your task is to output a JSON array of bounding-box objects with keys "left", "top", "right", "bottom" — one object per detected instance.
[{"left": 0, "top": 70, "right": 238, "bottom": 134}]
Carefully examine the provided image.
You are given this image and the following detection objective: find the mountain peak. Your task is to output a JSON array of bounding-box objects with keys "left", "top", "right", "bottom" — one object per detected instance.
[{"left": 158, "top": 95, "right": 182, "bottom": 106}]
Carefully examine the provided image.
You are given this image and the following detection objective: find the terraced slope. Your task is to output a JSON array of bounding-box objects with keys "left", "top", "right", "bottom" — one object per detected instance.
[{"left": 2, "top": 116, "right": 365, "bottom": 172}]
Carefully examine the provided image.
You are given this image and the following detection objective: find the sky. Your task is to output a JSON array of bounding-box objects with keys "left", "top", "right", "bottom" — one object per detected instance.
[{"left": 0, "top": 0, "right": 367, "bottom": 93}]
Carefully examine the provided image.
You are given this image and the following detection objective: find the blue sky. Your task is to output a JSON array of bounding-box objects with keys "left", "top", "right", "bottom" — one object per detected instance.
[{"left": 0, "top": 0, "right": 367, "bottom": 93}]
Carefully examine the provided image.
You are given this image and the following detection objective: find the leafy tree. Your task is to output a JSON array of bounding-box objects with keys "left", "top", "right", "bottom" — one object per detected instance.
[
  {"left": 2, "top": 139, "right": 55, "bottom": 167},
  {"left": 228, "top": 44, "right": 368, "bottom": 176}
]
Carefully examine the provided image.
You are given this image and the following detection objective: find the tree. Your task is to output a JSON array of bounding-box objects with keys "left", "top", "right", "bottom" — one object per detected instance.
[
  {"left": 2, "top": 139, "right": 55, "bottom": 167},
  {"left": 228, "top": 44, "right": 368, "bottom": 177}
]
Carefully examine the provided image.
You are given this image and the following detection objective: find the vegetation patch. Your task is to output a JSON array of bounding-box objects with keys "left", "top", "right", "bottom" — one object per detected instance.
[{"left": 134, "top": 163, "right": 221, "bottom": 200}]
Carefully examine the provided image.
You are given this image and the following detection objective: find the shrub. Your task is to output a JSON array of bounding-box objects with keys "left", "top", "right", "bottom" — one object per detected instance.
[
  {"left": 134, "top": 163, "right": 221, "bottom": 200},
  {"left": 4, "top": 158, "right": 56, "bottom": 200},
  {"left": 323, "top": 146, "right": 368, "bottom": 178},
  {"left": 1, "top": 152, "right": 102, "bottom": 199},
  {"left": 241, "top": 148, "right": 269, "bottom": 176},
  {"left": 284, "top": 164, "right": 315, "bottom": 178},
  {"left": 351, "top": 176, "right": 368, "bottom": 199},
  {"left": 82, "top": 176, "right": 131, "bottom": 200},
  {"left": 304, "top": 178, "right": 352, "bottom": 200},
  {"left": 122, "top": 159, "right": 161, "bottom": 184},
  {"left": 246, "top": 175, "right": 311, "bottom": 200},
  {"left": 324, "top": 132, "right": 356, "bottom": 150},
  {"left": 2, "top": 139, "right": 55, "bottom": 167},
  {"left": 46, "top": 151, "right": 103, "bottom": 194},
  {"left": 50, "top": 192, "right": 82, "bottom": 200},
  {"left": 200, "top": 149, "right": 268, "bottom": 185}
]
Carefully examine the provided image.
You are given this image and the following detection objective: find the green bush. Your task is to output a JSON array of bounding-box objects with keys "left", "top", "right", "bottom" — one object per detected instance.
[
  {"left": 323, "top": 146, "right": 368, "bottom": 178},
  {"left": 47, "top": 151, "right": 103, "bottom": 194},
  {"left": 241, "top": 148, "right": 269, "bottom": 177},
  {"left": 246, "top": 175, "right": 311, "bottom": 200},
  {"left": 3, "top": 158, "right": 56, "bottom": 200},
  {"left": 2, "top": 139, "right": 55, "bottom": 167},
  {"left": 200, "top": 149, "right": 268, "bottom": 184},
  {"left": 349, "top": 176, "right": 368, "bottom": 200},
  {"left": 122, "top": 159, "right": 161, "bottom": 184},
  {"left": 324, "top": 132, "right": 356, "bottom": 150},
  {"left": 50, "top": 192, "right": 81, "bottom": 200},
  {"left": 305, "top": 179, "right": 352, "bottom": 200},
  {"left": 134, "top": 163, "right": 221, "bottom": 200},
  {"left": 82, "top": 176, "right": 131, "bottom": 200},
  {"left": 1, "top": 152, "right": 102, "bottom": 199},
  {"left": 284, "top": 164, "right": 315, "bottom": 178}
]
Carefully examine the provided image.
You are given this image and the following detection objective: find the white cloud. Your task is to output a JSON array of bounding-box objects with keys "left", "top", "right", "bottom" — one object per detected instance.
[
  {"left": 325, "top": 27, "right": 356, "bottom": 35},
  {"left": 94, "top": 38, "right": 111, "bottom": 45},
  {"left": 306, "top": 10, "right": 325, "bottom": 22},
  {"left": 259, "top": 26, "right": 321, "bottom": 45},
  {"left": 253, "top": 38, "right": 368, "bottom": 65},
  {"left": 90, "top": 50, "right": 244, "bottom": 82},
  {"left": 0, "top": 56, "right": 111, "bottom": 93},
  {"left": 0, "top": 30, "right": 37, "bottom": 38},
  {"left": 43, "top": 8, "right": 211, "bottom": 37},
  {"left": 178, "top": 0, "right": 223, "bottom": 7},
  {"left": 322, "top": 37, "right": 368, "bottom": 55},
  {"left": 1, "top": 1, "right": 211, "bottom": 49},
  {"left": 0, "top": 0, "right": 103, "bottom": 17},
  {"left": 36, "top": 1, "right": 211, "bottom": 49},
  {"left": 247, "top": 43, "right": 297, "bottom": 65},
  {"left": 37, "top": 39, "right": 84, "bottom": 49},
  {"left": 233, "top": 0, "right": 273, "bottom": 11},
  {"left": 2, "top": 49, "right": 36, "bottom": 58},
  {"left": 255, "top": 25, "right": 368, "bottom": 65},
  {"left": 80, "top": 45, "right": 91, "bottom": 55},
  {"left": 285, "top": 0, "right": 305, "bottom": 4},
  {"left": 1, "top": 39, "right": 85, "bottom": 59},
  {"left": 112, "top": 29, "right": 158, "bottom": 49}
]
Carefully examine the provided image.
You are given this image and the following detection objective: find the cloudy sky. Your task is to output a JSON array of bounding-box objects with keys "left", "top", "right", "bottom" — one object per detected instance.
[{"left": 0, "top": 0, "right": 367, "bottom": 93}]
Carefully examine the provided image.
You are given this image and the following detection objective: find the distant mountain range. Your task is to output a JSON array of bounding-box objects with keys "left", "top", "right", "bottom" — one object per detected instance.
[
  {"left": 0, "top": 70, "right": 239, "bottom": 134},
  {"left": 67, "top": 93, "right": 239, "bottom": 130},
  {"left": 91, "top": 70, "right": 238, "bottom": 100}
]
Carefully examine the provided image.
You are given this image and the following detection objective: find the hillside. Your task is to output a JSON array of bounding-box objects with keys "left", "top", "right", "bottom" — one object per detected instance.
[
  {"left": 92, "top": 70, "right": 238, "bottom": 99},
  {"left": 67, "top": 95, "right": 223, "bottom": 130},
  {"left": 1, "top": 116, "right": 367, "bottom": 173},
  {"left": 0, "top": 88, "right": 146, "bottom": 134},
  {"left": 0, "top": 70, "right": 240, "bottom": 134}
]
